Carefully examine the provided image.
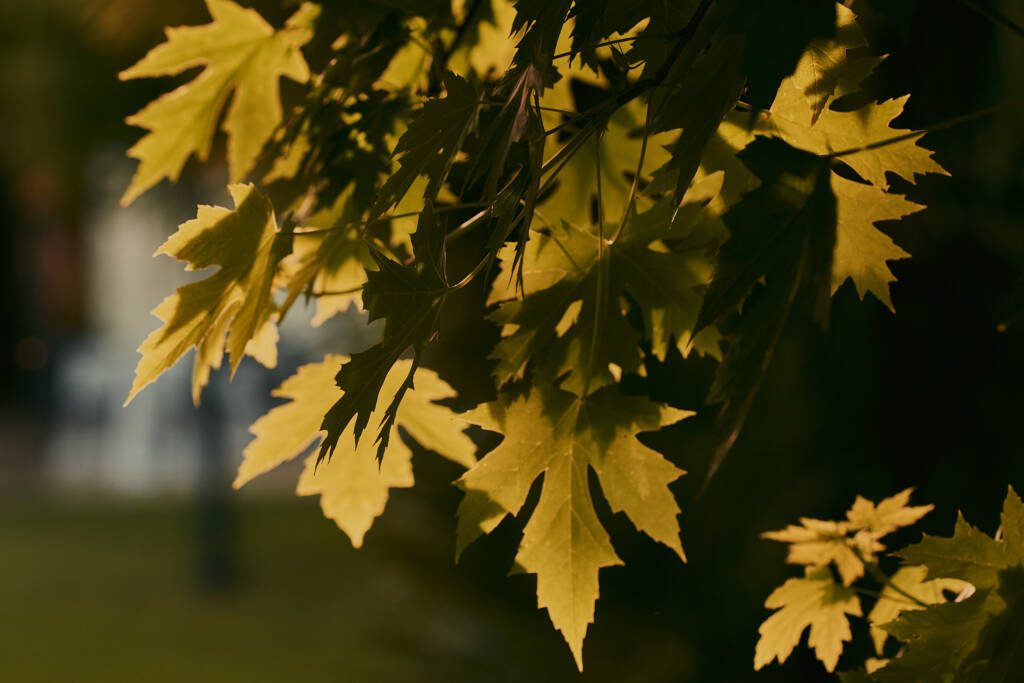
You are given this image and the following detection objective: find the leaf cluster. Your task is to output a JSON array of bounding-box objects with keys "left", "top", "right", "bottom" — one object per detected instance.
[
  {"left": 118, "top": 0, "right": 957, "bottom": 670},
  {"left": 757, "top": 487, "right": 1024, "bottom": 682}
]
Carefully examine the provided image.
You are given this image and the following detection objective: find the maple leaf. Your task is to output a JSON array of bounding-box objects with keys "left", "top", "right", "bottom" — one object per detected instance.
[
  {"left": 538, "top": 100, "right": 672, "bottom": 232},
  {"left": 789, "top": 4, "right": 866, "bottom": 124},
  {"left": 830, "top": 176, "right": 921, "bottom": 309},
  {"left": 372, "top": 71, "right": 478, "bottom": 216},
  {"left": 763, "top": 489, "right": 933, "bottom": 586},
  {"left": 706, "top": 6, "right": 948, "bottom": 311},
  {"left": 456, "top": 384, "right": 690, "bottom": 669},
  {"left": 866, "top": 565, "right": 967, "bottom": 656},
  {"left": 865, "top": 487, "right": 1024, "bottom": 681},
  {"left": 763, "top": 518, "right": 877, "bottom": 586},
  {"left": 899, "top": 486, "right": 1024, "bottom": 589},
  {"left": 713, "top": 115, "right": 928, "bottom": 310},
  {"left": 126, "top": 183, "right": 290, "bottom": 405},
  {"left": 119, "top": 0, "right": 319, "bottom": 205},
  {"left": 846, "top": 488, "right": 934, "bottom": 538},
  {"left": 317, "top": 204, "right": 449, "bottom": 465},
  {"left": 277, "top": 190, "right": 375, "bottom": 326},
  {"left": 754, "top": 566, "right": 863, "bottom": 673},
  {"left": 872, "top": 588, "right": 1006, "bottom": 682},
  {"left": 488, "top": 187, "right": 724, "bottom": 394},
  {"left": 764, "top": 80, "right": 948, "bottom": 192},
  {"left": 729, "top": 0, "right": 837, "bottom": 108},
  {"left": 235, "top": 356, "right": 474, "bottom": 547}
]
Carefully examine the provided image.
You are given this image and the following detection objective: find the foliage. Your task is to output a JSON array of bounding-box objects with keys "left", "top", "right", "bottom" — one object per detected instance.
[
  {"left": 118, "top": 0, "right": 995, "bottom": 672},
  {"left": 757, "top": 487, "right": 1024, "bottom": 681}
]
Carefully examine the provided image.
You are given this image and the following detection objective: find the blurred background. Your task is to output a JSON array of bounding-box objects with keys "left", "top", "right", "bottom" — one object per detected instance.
[{"left": 0, "top": 1, "right": 1022, "bottom": 681}]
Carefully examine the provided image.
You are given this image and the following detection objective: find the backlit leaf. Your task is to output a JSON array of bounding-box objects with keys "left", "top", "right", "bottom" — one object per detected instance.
[
  {"left": 126, "top": 183, "right": 290, "bottom": 405},
  {"left": 119, "top": 0, "right": 318, "bottom": 204},
  {"left": 236, "top": 355, "right": 474, "bottom": 546},
  {"left": 754, "top": 566, "right": 862, "bottom": 673},
  {"left": 457, "top": 384, "right": 690, "bottom": 668},
  {"left": 866, "top": 565, "right": 967, "bottom": 656}
]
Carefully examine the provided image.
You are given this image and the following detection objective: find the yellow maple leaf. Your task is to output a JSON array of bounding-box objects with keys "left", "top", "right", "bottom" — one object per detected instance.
[
  {"left": 236, "top": 356, "right": 475, "bottom": 547},
  {"left": 126, "top": 183, "right": 287, "bottom": 405},
  {"left": 866, "top": 565, "right": 968, "bottom": 656},
  {"left": 457, "top": 384, "right": 690, "bottom": 669},
  {"left": 763, "top": 518, "right": 877, "bottom": 586},
  {"left": 846, "top": 487, "right": 934, "bottom": 538},
  {"left": 119, "top": 0, "right": 318, "bottom": 205},
  {"left": 754, "top": 566, "right": 863, "bottom": 673}
]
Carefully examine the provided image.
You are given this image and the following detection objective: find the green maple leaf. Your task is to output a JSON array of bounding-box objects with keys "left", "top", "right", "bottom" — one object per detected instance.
[
  {"left": 713, "top": 117, "right": 927, "bottom": 310},
  {"left": 754, "top": 566, "right": 863, "bottom": 673},
  {"left": 873, "top": 587, "right": 1006, "bottom": 682},
  {"left": 899, "top": 487, "right": 1024, "bottom": 590},
  {"left": 864, "top": 487, "right": 1024, "bottom": 681},
  {"left": 830, "top": 175, "right": 922, "bottom": 309},
  {"left": 488, "top": 186, "right": 723, "bottom": 395},
  {"left": 456, "top": 384, "right": 690, "bottom": 669},
  {"left": 119, "top": 0, "right": 319, "bottom": 205},
  {"left": 126, "top": 183, "right": 290, "bottom": 405},
  {"left": 317, "top": 203, "right": 448, "bottom": 465},
  {"left": 372, "top": 71, "right": 478, "bottom": 216},
  {"left": 235, "top": 355, "right": 475, "bottom": 547}
]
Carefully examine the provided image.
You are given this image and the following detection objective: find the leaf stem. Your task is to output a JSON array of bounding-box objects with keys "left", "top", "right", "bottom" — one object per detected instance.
[
  {"left": 311, "top": 286, "right": 363, "bottom": 297},
  {"left": 609, "top": 98, "right": 652, "bottom": 244},
  {"left": 550, "top": 34, "right": 675, "bottom": 61},
  {"left": 851, "top": 545, "right": 931, "bottom": 609},
  {"left": 293, "top": 201, "right": 490, "bottom": 236}
]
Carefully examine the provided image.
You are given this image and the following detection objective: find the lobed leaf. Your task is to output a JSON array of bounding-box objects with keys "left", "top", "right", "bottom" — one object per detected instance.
[
  {"left": 126, "top": 183, "right": 289, "bottom": 405},
  {"left": 754, "top": 566, "right": 862, "bottom": 673},
  {"left": 119, "top": 0, "right": 318, "bottom": 204},
  {"left": 236, "top": 355, "right": 474, "bottom": 547},
  {"left": 457, "top": 384, "right": 690, "bottom": 669}
]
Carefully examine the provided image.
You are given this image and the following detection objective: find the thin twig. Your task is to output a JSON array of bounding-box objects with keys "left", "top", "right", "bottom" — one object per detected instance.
[
  {"left": 551, "top": 34, "right": 675, "bottom": 60},
  {"left": 610, "top": 98, "right": 652, "bottom": 244},
  {"left": 311, "top": 286, "right": 364, "bottom": 297}
]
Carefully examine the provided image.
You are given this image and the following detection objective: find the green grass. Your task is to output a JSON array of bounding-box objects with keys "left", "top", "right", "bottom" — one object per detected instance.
[{"left": 0, "top": 493, "right": 589, "bottom": 682}]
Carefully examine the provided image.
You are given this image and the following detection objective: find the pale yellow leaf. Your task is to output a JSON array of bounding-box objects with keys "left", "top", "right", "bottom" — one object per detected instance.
[
  {"left": 236, "top": 356, "right": 475, "bottom": 547},
  {"left": 754, "top": 566, "right": 863, "bottom": 672},
  {"left": 866, "top": 565, "right": 968, "bottom": 655},
  {"left": 846, "top": 488, "right": 934, "bottom": 538},
  {"left": 458, "top": 385, "right": 690, "bottom": 669},
  {"left": 119, "top": 0, "right": 318, "bottom": 204},
  {"left": 126, "top": 183, "right": 285, "bottom": 405}
]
